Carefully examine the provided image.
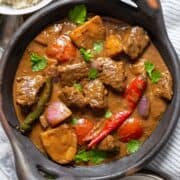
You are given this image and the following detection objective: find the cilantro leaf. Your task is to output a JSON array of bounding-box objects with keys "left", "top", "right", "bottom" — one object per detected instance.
[
  {"left": 74, "top": 149, "right": 89, "bottom": 163},
  {"left": 144, "top": 61, "right": 154, "bottom": 77},
  {"left": 127, "top": 140, "right": 141, "bottom": 154},
  {"left": 88, "top": 68, "right": 98, "bottom": 80},
  {"left": 71, "top": 118, "right": 78, "bottom": 125},
  {"left": 89, "top": 150, "right": 107, "bottom": 164},
  {"left": 93, "top": 41, "right": 104, "bottom": 53},
  {"left": 80, "top": 48, "right": 94, "bottom": 62},
  {"left": 104, "top": 110, "right": 112, "bottom": 119},
  {"left": 68, "top": 5, "right": 87, "bottom": 25},
  {"left": 74, "top": 83, "right": 83, "bottom": 92},
  {"left": 151, "top": 70, "right": 161, "bottom": 84},
  {"left": 144, "top": 61, "right": 161, "bottom": 84},
  {"left": 30, "top": 53, "right": 47, "bottom": 72},
  {"left": 74, "top": 149, "right": 107, "bottom": 164}
]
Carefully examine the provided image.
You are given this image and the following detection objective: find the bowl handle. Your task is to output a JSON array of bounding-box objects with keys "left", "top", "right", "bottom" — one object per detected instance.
[
  {"left": 131, "top": 0, "right": 167, "bottom": 28},
  {"left": 132, "top": 0, "right": 161, "bottom": 15},
  {"left": 118, "top": 0, "right": 168, "bottom": 41},
  {"left": 10, "top": 132, "right": 76, "bottom": 180}
]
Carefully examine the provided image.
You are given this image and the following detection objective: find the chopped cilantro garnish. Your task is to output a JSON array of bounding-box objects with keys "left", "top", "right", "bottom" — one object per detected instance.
[
  {"left": 74, "top": 83, "right": 83, "bottom": 92},
  {"left": 71, "top": 118, "right": 78, "bottom": 125},
  {"left": 144, "top": 61, "right": 161, "bottom": 83},
  {"left": 68, "top": 5, "right": 87, "bottom": 25},
  {"left": 93, "top": 41, "right": 104, "bottom": 53},
  {"left": 104, "top": 110, "right": 112, "bottom": 119},
  {"left": 151, "top": 70, "right": 161, "bottom": 84},
  {"left": 127, "top": 140, "right": 141, "bottom": 154},
  {"left": 30, "top": 53, "right": 47, "bottom": 72},
  {"left": 74, "top": 149, "right": 107, "bottom": 164},
  {"left": 88, "top": 68, "right": 98, "bottom": 80},
  {"left": 80, "top": 48, "right": 94, "bottom": 62}
]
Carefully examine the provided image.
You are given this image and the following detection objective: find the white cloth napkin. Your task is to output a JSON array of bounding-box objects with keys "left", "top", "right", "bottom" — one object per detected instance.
[{"left": 0, "top": 0, "right": 180, "bottom": 179}]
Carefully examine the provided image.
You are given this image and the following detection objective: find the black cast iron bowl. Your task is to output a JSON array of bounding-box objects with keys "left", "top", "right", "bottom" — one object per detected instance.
[{"left": 0, "top": 0, "right": 180, "bottom": 179}]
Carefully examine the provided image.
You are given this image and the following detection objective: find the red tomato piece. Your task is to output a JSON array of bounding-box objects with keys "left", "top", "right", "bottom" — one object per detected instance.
[
  {"left": 46, "top": 35, "right": 76, "bottom": 62},
  {"left": 118, "top": 118, "right": 143, "bottom": 142},
  {"left": 74, "top": 119, "right": 94, "bottom": 145}
]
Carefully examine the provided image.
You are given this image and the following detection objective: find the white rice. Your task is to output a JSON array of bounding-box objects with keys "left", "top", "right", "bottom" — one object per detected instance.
[{"left": 0, "top": 0, "right": 41, "bottom": 9}]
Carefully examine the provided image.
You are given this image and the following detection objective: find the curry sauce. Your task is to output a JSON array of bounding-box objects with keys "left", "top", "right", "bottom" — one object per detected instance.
[{"left": 13, "top": 5, "right": 172, "bottom": 166}]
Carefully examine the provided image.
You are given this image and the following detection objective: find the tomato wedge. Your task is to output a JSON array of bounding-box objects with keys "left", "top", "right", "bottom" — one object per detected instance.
[
  {"left": 73, "top": 118, "right": 94, "bottom": 145},
  {"left": 118, "top": 118, "right": 143, "bottom": 142},
  {"left": 46, "top": 35, "right": 76, "bottom": 62}
]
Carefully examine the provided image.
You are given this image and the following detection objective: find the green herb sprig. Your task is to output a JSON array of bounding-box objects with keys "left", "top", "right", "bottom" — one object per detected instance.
[
  {"left": 73, "top": 83, "right": 83, "bottom": 92},
  {"left": 68, "top": 5, "right": 87, "bottom": 25},
  {"left": 80, "top": 41, "right": 104, "bottom": 63},
  {"left": 74, "top": 149, "right": 107, "bottom": 164},
  {"left": 93, "top": 41, "right": 104, "bottom": 53},
  {"left": 70, "top": 118, "right": 78, "bottom": 125},
  {"left": 127, "top": 140, "right": 141, "bottom": 154},
  {"left": 104, "top": 110, "right": 112, "bottom": 119},
  {"left": 30, "top": 53, "right": 47, "bottom": 72},
  {"left": 80, "top": 48, "right": 93, "bottom": 62},
  {"left": 88, "top": 68, "right": 98, "bottom": 80},
  {"left": 144, "top": 61, "right": 161, "bottom": 83}
]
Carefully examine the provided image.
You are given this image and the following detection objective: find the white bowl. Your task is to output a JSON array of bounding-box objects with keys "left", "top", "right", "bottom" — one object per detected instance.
[{"left": 0, "top": 0, "right": 54, "bottom": 15}]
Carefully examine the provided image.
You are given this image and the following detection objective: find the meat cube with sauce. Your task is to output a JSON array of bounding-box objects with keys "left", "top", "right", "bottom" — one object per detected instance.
[
  {"left": 83, "top": 79, "right": 108, "bottom": 109},
  {"left": 122, "top": 26, "right": 150, "bottom": 59},
  {"left": 59, "top": 86, "right": 87, "bottom": 108},
  {"left": 92, "top": 57, "right": 126, "bottom": 92},
  {"left": 58, "top": 62, "right": 89, "bottom": 86},
  {"left": 129, "top": 58, "right": 146, "bottom": 75},
  {"left": 35, "top": 24, "right": 63, "bottom": 46},
  {"left": 41, "top": 124, "right": 77, "bottom": 164},
  {"left": 15, "top": 75, "right": 45, "bottom": 106},
  {"left": 70, "top": 16, "right": 106, "bottom": 49},
  {"left": 152, "top": 71, "right": 173, "bottom": 100},
  {"left": 98, "top": 135, "right": 120, "bottom": 152}
]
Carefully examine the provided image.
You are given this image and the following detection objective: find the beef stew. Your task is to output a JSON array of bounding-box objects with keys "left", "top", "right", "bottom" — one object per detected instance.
[{"left": 13, "top": 5, "right": 173, "bottom": 166}]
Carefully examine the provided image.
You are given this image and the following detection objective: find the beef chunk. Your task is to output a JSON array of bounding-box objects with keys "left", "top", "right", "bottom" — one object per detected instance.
[
  {"left": 35, "top": 24, "right": 62, "bottom": 46},
  {"left": 58, "top": 62, "right": 89, "bottom": 86},
  {"left": 59, "top": 86, "right": 87, "bottom": 108},
  {"left": 15, "top": 75, "right": 45, "bottom": 106},
  {"left": 41, "top": 124, "right": 77, "bottom": 164},
  {"left": 43, "top": 64, "right": 58, "bottom": 77},
  {"left": 98, "top": 135, "right": 120, "bottom": 152},
  {"left": 104, "top": 34, "right": 123, "bottom": 57},
  {"left": 92, "top": 57, "right": 126, "bottom": 92},
  {"left": 129, "top": 58, "right": 146, "bottom": 75},
  {"left": 152, "top": 71, "right": 173, "bottom": 100},
  {"left": 122, "top": 26, "right": 149, "bottom": 59},
  {"left": 83, "top": 79, "right": 108, "bottom": 109},
  {"left": 70, "top": 16, "right": 105, "bottom": 49}
]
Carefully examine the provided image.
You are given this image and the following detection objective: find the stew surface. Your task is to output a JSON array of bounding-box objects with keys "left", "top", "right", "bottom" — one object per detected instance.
[{"left": 13, "top": 5, "right": 173, "bottom": 165}]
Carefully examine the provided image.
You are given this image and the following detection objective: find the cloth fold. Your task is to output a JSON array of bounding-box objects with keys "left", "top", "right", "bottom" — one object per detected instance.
[{"left": 0, "top": 0, "right": 180, "bottom": 179}]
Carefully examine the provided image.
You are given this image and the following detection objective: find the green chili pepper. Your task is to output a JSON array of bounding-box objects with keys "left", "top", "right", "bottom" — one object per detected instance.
[{"left": 20, "top": 78, "right": 52, "bottom": 133}]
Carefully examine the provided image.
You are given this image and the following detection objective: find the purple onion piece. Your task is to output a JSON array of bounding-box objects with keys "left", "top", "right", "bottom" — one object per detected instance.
[{"left": 137, "top": 95, "right": 150, "bottom": 119}]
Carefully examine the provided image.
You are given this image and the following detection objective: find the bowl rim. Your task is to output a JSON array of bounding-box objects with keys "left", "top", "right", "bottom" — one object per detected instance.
[
  {"left": 0, "top": 0, "right": 54, "bottom": 15},
  {"left": 0, "top": 0, "right": 180, "bottom": 179}
]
